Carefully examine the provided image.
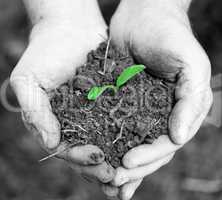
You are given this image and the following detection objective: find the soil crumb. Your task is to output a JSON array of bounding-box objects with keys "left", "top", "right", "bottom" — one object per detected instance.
[{"left": 51, "top": 42, "right": 176, "bottom": 168}]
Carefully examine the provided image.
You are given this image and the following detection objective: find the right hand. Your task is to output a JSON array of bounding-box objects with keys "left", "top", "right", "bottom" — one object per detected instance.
[
  {"left": 10, "top": 8, "right": 115, "bottom": 183},
  {"left": 102, "top": 0, "right": 213, "bottom": 199}
]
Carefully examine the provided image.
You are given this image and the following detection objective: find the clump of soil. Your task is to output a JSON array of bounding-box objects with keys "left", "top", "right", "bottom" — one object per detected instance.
[{"left": 50, "top": 42, "right": 175, "bottom": 168}]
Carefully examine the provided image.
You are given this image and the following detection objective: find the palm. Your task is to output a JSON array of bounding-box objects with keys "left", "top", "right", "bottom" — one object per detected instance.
[
  {"left": 25, "top": 25, "right": 105, "bottom": 89},
  {"left": 10, "top": 19, "right": 109, "bottom": 153},
  {"left": 105, "top": 1, "right": 212, "bottom": 199}
]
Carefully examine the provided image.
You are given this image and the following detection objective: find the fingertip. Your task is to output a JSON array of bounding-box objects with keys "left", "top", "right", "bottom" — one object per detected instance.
[
  {"left": 169, "top": 118, "right": 188, "bottom": 145},
  {"left": 120, "top": 179, "right": 142, "bottom": 200},
  {"left": 101, "top": 184, "right": 119, "bottom": 198},
  {"left": 170, "top": 132, "right": 187, "bottom": 145},
  {"left": 89, "top": 151, "right": 105, "bottom": 164},
  {"left": 102, "top": 164, "right": 116, "bottom": 183},
  {"left": 91, "top": 162, "right": 116, "bottom": 183},
  {"left": 122, "top": 153, "right": 137, "bottom": 169},
  {"left": 41, "top": 115, "right": 61, "bottom": 150},
  {"left": 111, "top": 167, "right": 128, "bottom": 187},
  {"left": 168, "top": 99, "right": 192, "bottom": 145},
  {"left": 120, "top": 189, "right": 130, "bottom": 200},
  {"left": 67, "top": 145, "right": 105, "bottom": 165}
]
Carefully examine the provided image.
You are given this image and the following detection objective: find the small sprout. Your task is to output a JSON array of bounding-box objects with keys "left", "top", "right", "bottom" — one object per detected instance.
[
  {"left": 87, "top": 64, "right": 145, "bottom": 101},
  {"left": 116, "top": 65, "right": 145, "bottom": 88},
  {"left": 87, "top": 85, "right": 117, "bottom": 100}
]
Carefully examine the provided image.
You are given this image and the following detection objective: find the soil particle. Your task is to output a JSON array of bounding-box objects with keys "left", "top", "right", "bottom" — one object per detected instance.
[{"left": 51, "top": 42, "right": 176, "bottom": 168}]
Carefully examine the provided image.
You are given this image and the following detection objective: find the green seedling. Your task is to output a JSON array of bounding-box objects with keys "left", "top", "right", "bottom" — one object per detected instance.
[
  {"left": 87, "top": 85, "right": 117, "bottom": 101},
  {"left": 116, "top": 64, "right": 145, "bottom": 88},
  {"left": 87, "top": 64, "right": 145, "bottom": 101}
]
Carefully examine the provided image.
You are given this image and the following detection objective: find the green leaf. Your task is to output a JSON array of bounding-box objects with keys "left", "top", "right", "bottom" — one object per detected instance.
[
  {"left": 116, "top": 65, "right": 145, "bottom": 88},
  {"left": 87, "top": 85, "right": 117, "bottom": 100}
]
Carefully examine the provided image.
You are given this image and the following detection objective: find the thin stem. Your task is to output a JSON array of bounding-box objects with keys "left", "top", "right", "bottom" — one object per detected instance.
[
  {"left": 154, "top": 118, "right": 161, "bottom": 126},
  {"left": 62, "top": 129, "right": 77, "bottom": 133},
  {"left": 62, "top": 123, "right": 88, "bottom": 133},
  {"left": 103, "top": 37, "right": 111, "bottom": 74},
  {"left": 73, "top": 124, "right": 88, "bottom": 132},
  {"left": 38, "top": 143, "right": 74, "bottom": 162},
  {"left": 113, "top": 121, "right": 125, "bottom": 144}
]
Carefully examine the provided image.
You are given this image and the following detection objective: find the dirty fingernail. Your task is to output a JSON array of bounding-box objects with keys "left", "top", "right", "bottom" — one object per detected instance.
[{"left": 90, "top": 152, "right": 105, "bottom": 164}]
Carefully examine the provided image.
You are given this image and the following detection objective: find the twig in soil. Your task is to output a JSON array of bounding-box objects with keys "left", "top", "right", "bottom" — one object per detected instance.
[
  {"left": 38, "top": 143, "right": 75, "bottom": 162},
  {"left": 103, "top": 37, "right": 111, "bottom": 74},
  {"left": 154, "top": 118, "right": 161, "bottom": 126},
  {"left": 80, "top": 108, "right": 92, "bottom": 113},
  {"left": 160, "top": 81, "right": 168, "bottom": 89},
  {"left": 73, "top": 124, "right": 88, "bottom": 133},
  {"left": 96, "top": 130, "right": 102, "bottom": 135},
  {"left": 62, "top": 129, "right": 78, "bottom": 133},
  {"left": 98, "top": 71, "right": 105, "bottom": 75},
  {"left": 63, "top": 119, "right": 88, "bottom": 133},
  {"left": 113, "top": 121, "right": 125, "bottom": 144}
]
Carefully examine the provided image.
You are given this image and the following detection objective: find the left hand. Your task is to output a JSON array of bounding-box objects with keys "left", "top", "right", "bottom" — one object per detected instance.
[
  {"left": 101, "top": 0, "right": 213, "bottom": 199},
  {"left": 10, "top": 0, "right": 115, "bottom": 185}
]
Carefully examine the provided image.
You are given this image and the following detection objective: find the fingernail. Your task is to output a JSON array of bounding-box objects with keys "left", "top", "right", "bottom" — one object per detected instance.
[{"left": 89, "top": 152, "right": 104, "bottom": 164}]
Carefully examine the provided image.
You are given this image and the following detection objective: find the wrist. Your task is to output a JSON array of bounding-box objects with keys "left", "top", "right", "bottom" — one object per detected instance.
[
  {"left": 24, "top": 0, "right": 106, "bottom": 31},
  {"left": 26, "top": 0, "right": 107, "bottom": 41},
  {"left": 136, "top": 0, "right": 192, "bottom": 12},
  {"left": 119, "top": 0, "right": 191, "bottom": 25}
]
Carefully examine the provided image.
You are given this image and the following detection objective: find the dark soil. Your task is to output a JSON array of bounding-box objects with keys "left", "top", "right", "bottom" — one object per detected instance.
[{"left": 50, "top": 42, "right": 175, "bottom": 168}]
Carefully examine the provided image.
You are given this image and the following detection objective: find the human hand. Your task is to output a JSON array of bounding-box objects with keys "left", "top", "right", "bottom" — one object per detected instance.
[
  {"left": 10, "top": 0, "right": 115, "bottom": 184},
  {"left": 101, "top": 0, "right": 213, "bottom": 199}
]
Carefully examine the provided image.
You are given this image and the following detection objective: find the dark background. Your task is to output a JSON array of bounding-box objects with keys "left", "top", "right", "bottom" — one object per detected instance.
[{"left": 0, "top": 0, "right": 222, "bottom": 199}]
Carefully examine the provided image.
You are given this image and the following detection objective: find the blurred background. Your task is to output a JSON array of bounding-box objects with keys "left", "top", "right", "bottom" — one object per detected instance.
[{"left": 0, "top": 0, "right": 222, "bottom": 199}]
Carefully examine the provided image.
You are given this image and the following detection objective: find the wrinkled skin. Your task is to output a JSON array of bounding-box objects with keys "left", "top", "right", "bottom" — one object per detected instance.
[
  {"left": 10, "top": 0, "right": 213, "bottom": 200},
  {"left": 10, "top": 1, "right": 115, "bottom": 184},
  {"left": 101, "top": 0, "right": 212, "bottom": 199}
]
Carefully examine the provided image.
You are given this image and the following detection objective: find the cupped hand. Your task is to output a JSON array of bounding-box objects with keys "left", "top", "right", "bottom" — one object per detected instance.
[
  {"left": 10, "top": 11, "right": 115, "bottom": 183},
  {"left": 102, "top": 0, "right": 213, "bottom": 199}
]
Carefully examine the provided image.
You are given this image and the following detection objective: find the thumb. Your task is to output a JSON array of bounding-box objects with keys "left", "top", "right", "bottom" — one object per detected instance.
[
  {"left": 169, "top": 78, "right": 213, "bottom": 145},
  {"left": 10, "top": 71, "right": 60, "bottom": 150}
]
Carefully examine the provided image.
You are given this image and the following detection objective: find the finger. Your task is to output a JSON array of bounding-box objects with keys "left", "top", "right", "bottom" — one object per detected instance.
[
  {"left": 119, "top": 179, "right": 143, "bottom": 200},
  {"left": 123, "top": 135, "right": 178, "bottom": 168},
  {"left": 59, "top": 144, "right": 105, "bottom": 165},
  {"left": 112, "top": 153, "right": 174, "bottom": 186},
  {"left": 101, "top": 184, "right": 119, "bottom": 198},
  {"left": 68, "top": 161, "right": 116, "bottom": 183},
  {"left": 10, "top": 75, "right": 60, "bottom": 149},
  {"left": 170, "top": 82, "right": 213, "bottom": 144}
]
